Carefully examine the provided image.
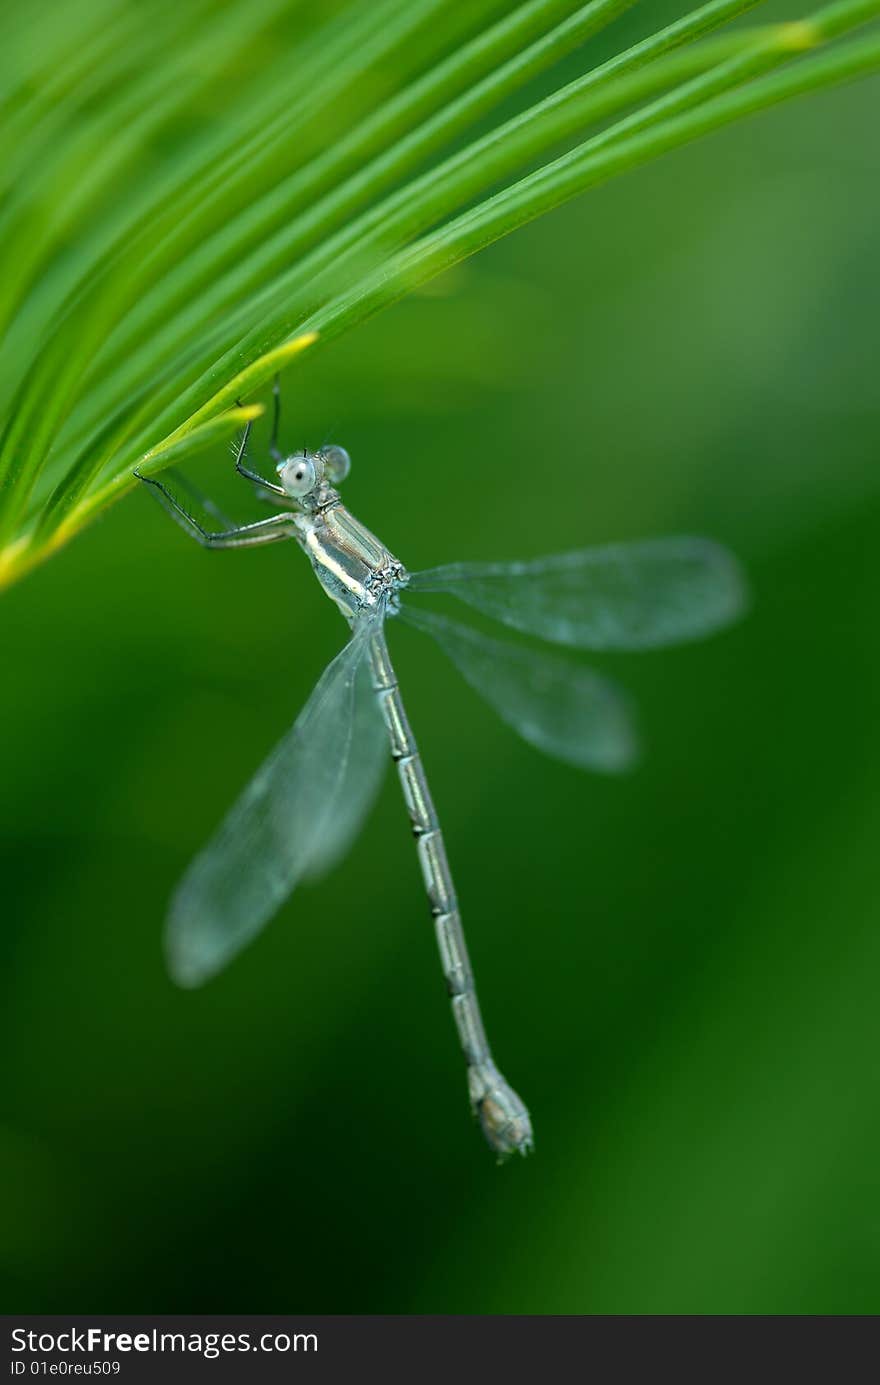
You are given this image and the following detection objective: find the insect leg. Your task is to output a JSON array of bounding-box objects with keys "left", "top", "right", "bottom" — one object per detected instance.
[
  {"left": 233, "top": 409, "right": 287, "bottom": 499},
  {"left": 134, "top": 471, "right": 295, "bottom": 548},
  {"left": 165, "top": 467, "right": 237, "bottom": 530},
  {"left": 269, "top": 373, "right": 283, "bottom": 462}
]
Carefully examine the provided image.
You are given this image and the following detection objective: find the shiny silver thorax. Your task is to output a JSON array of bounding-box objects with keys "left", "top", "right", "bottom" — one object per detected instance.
[{"left": 293, "top": 498, "right": 408, "bottom": 619}]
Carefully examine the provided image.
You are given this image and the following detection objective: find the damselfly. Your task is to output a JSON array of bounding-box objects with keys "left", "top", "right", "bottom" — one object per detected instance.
[{"left": 137, "top": 386, "right": 746, "bottom": 1159}]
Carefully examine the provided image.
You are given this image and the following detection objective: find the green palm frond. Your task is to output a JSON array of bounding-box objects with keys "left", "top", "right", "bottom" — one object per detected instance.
[{"left": 1, "top": 0, "right": 877, "bottom": 588}]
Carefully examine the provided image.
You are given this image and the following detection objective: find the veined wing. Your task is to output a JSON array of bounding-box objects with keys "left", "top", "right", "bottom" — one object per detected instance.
[
  {"left": 302, "top": 653, "right": 388, "bottom": 882},
  {"left": 408, "top": 537, "right": 747, "bottom": 651},
  {"left": 399, "top": 604, "right": 637, "bottom": 773},
  {"left": 166, "top": 613, "right": 385, "bottom": 988}
]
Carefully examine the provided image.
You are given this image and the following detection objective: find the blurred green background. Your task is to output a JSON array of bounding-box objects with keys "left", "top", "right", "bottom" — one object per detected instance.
[{"left": 2, "top": 1, "right": 880, "bottom": 1314}]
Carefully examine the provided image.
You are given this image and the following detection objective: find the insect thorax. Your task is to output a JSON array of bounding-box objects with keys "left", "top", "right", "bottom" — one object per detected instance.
[{"left": 296, "top": 502, "right": 408, "bottom": 617}]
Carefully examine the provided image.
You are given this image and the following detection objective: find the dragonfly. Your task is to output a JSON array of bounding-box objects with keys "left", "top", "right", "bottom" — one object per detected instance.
[{"left": 136, "top": 384, "right": 746, "bottom": 1160}]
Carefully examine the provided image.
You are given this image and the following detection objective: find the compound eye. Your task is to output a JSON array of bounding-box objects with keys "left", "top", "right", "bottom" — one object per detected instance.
[
  {"left": 322, "top": 444, "right": 351, "bottom": 483},
  {"left": 281, "top": 454, "right": 318, "bottom": 497}
]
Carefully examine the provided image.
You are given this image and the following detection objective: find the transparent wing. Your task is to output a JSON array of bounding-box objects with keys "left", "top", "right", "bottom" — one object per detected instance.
[
  {"left": 302, "top": 654, "right": 388, "bottom": 882},
  {"left": 399, "top": 604, "right": 637, "bottom": 774},
  {"left": 166, "top": 614, "right": 385, "bottom": 989},
  {"left": 408, "top": 537, "right": 747, "bottom": 650}
]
